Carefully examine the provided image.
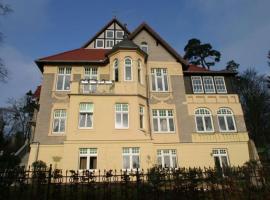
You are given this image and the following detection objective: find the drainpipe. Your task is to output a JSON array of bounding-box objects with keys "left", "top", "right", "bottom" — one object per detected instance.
[
  {"left": 145, "top": 62, "right": 153, "bottom": 140},
  {"left": 30, "top": 141, "right": 40, "bottom": 162}
]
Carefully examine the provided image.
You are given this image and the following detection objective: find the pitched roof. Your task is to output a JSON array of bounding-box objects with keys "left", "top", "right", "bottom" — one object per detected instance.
[
  {"left": 33, "top": 85, "right": 41, "bottom": 100},
  {"left": 36, "top": 48, "right": 109, "bottom": 71},
  {"left": 184, "top": 64, "right": 237, "bottom": 75},
  {"left": 81, "top": 18, "right": 130, "bottom": 48},
  {"left": 129, "top": 22, "right": 188, "bottom": 66}
]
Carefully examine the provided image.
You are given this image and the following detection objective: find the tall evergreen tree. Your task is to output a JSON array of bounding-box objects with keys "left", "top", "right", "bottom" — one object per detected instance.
[{"left": 183, "top": 38, "right": 221, "bottom": 69}]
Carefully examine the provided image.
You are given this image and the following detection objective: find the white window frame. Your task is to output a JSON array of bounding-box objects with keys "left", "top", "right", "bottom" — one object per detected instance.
[
  {"left": 56, "top": 67, "right": 71, "bottom": 91},
  {"left": 212, "top": 149, "right": 230, "bottom": 169},
  {"left": 105, "top": 30, "right": 114, "bottom": 39},
  {"left": 214, "top": 76, "right": 227, "bottom": 93},
  {"left": 122, "top": 147, "right": 140, "bottom": 170},
  {"left": 116, "top": 31, "right": 124, "bottom": 39},
  {"left": 83, "top": 67, "right": 98, "bottom": 93},
  {"left": 115, "top": 103, "right": 129, "bottom": 129},
  {"left": 140, "top": 42, "right": 148, "bottom": 53},
  {"left": 203, "top": 76, "right": 216, "bottom": 93},
  {"left": 78, "top": 103, "right": 94, "bottom": 129},
  {"left": 79, "top": 148, "right": 97, "bottom": 170},
  {"left": 96, "top": 39, "right": 104, "bottom": 48},
  {"left": 52, "top": 109, "right": 67, "bottom": 134},
  {"left": 191, "top": 76, "right": 204, "bottom": 93},
  {"left": 217, "top": 108, "right": 237, "bottom": 132},
  {"left": 139, "top": 105, "right": 144, "bottom": 129},
  {"left": 124, "top": 57, "right": 133, "bottom": 81},
  {"left": 113, "top": 59, "right": 119, "bottom": 82},
  {"left": 105, "top": 39, "right": 114, "bottom": 49},
  {"left": 151, "top": 68, "right": 169, "bottom": 92},
  {"left": 152, "top": 109, "right": 175, "bottom": 133},
  {"left": 157, "top": 149, "right": 177, "bottom": 168},
  {"left": 194, "top": 108, "right": 214, "bottom": 133}
]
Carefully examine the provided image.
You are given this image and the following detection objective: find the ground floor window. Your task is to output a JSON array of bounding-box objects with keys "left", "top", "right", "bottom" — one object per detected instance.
[
  {"left": 122, "top": 147, "right": 140, "bottom": 170},
  {"left": 79, "top": 148, "right": 97, "bottom": 170},
  {"left": 212, "top": 149, "right": 229, "bottom": 170},
  {"left": 157, "top": 149, "right": 177, "bottom": 168}
]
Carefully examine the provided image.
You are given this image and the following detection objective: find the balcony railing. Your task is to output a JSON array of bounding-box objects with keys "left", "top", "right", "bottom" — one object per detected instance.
[{"left": 79, "top": 79, "right": 115, "bottom": 94}]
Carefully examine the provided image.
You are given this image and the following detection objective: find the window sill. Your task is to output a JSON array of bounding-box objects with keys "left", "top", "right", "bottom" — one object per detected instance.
[
  {"left": 115, "top": 128, "right": 129, "bottom": 130},
  {"left": 153, "top": 131, "right": 175, "bottom": 134},
  {"left": 78, "top": 127, "right": 94, "bottom": 130},
  {"left": 50, "top": 133, "right": 66, "bottom": 136}
]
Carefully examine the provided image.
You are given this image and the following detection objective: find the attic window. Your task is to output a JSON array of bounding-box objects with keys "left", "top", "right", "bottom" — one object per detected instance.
[
  {"left": 96, "top": 39, "right": 104, "bottom": 48},
  {"left": 116, "top": 31, "right": 124, "bottom": 39},
  {"left": 106, "top": 30, "right": 114, "bottom": 38},
  {"left": 140, "top": 42, "right": 148, "bottom": 53}
]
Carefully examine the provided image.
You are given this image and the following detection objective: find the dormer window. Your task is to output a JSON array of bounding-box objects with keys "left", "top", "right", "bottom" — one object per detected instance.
[
  {"left": 106, "top": 30, "right": 114, "bottom": 38},
  {"left": 140, "top": 42, "right": 148, "bottom": 53}
]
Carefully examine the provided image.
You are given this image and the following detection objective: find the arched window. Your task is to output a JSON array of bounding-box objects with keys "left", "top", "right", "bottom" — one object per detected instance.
[
  {"left": 138, "top": 59, "right": 142, "bottom": 84},
  {"left": 124, "top": 57, "right": 132, "bottom": 81},
  {"left": 195, "top": 108, "right": 214, "bottom": 132},
  {"left": 113, "top": 59, "right": 119, "bottom": 82},
  {"left": 217, "top": 108, "right": 237, "bottom": 132},
  {"left": 140, "top": 42, "right": 148, "bottom": 53}
]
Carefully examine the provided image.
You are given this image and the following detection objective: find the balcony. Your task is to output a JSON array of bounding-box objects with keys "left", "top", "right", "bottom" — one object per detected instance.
[{"left": 77, "top": 79, "right": 115, "bottom": 94}]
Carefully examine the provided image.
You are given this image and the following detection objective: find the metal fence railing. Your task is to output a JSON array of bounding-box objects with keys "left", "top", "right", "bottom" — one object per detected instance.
[{"left": 0, "top": 164, "right": 270, "bottom": 200}]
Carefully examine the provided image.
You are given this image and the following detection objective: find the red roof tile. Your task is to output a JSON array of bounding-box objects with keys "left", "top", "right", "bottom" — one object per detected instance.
[
  {"left": 33, "top": 85, "right": 41, "bottom": 99},
  {"left": 186, "top": 64, "right": 209, "bottom": 72},
  {"left": 38, "top": 48, "right": 109, "bottom": 62}
]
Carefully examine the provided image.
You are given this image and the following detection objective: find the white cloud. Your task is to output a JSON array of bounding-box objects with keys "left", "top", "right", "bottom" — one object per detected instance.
[{"left": 0, "top": 44, "right": 41, "bottom": 106}]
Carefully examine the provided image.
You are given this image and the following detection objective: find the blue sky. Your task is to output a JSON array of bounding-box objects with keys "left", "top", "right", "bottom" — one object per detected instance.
[{"left": 0, "top": 0, "right": 269, "bottom": 106}]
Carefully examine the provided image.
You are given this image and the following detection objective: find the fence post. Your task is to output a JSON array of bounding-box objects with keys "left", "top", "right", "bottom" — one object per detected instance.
[{"left": 46, "top": 164, "right": 52, "bottom": 200}]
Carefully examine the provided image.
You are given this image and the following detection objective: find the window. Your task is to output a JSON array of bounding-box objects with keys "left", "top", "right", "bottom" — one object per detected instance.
[
  {"left": 212, "top": 149, "right": 229, "bottom": 170},
  {"left": 139, "top": 106, "right": 144, "bottom": 129},
  {"left": 152, "top": 109, "right": 175, "bottom": 132},
  {"left": 137, "top": 59, "right": 143, "bottom": 84},
  {"left": 105, "top": 40, "right": 114, "bottom": 48},
  {"left": 79, "top": 103, "right": 94, "bottom": 128},
  {"left": 52, "top": 109, "right": 66, "bottom": 133},
  {"left": 115, "top": 103, "right": 129, "bottom": 128},
  {"left": 115, "top": 40, "right": 122, "bottom": 45},
  {"left": 157, "top": 149, "right": 177, "bottom": 168},
  {"left": 217, "top": 108, "right": 236, "bottom": 132},
  {"left": 56, "top": 67, "right": 71, "bottom": 91},
  {"left": 195, "top": 108, "right": 214, "bottom": 132},
  {"left": 79, "top": 148, "right": 97, "bottom": 170},
  {"left": 122, "top": 147, "right": 140, "bottom": 170},
  {"left": 116, "top": 31, "right": 124, "bottom": 39},
  {"left": 124, "top": 57, "right": 132, "bottom": 81},
  {"left": 113, "top": 59, "right": 119, "bottom": 82},
  {"left": 84, "top": 67, "right": 98, "bottom": 93},
  {"left": 140, "top": 42, "right": 148, "bottom": 53},
  {"left": 151, "top": 68, "right": 168, "bottom": 92},
  {"left": 191, "top": 76, "right": 203, "bottom": 93},
  {"left": 214, "top": 77, "right": 227, "bottom": 93},
  {"left": 106, "top": 30, "right": 114, "bottom": 38},
  {"left": 203, "top": 76, "right": 215, "bottom": 93},
  {"left": 96, "top": 39, "right": 104, "bottom": 48}
]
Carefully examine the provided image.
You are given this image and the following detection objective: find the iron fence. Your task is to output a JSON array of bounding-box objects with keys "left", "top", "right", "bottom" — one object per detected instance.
[{"left": 0, "top": 164, "right": 270, "bottom": 200}]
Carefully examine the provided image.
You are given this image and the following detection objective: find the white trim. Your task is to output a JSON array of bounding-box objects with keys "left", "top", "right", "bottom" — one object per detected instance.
[
  {"left": 115, "top": 103, "right": 129, "bottom": 129},
  {"left": 95, "top": 39, "right": 104, "bottom": 48},
  {"left": 157, "top": 149, "right": 177, "bottom": 168},
  {"left": 52, "top": 109, "right": 67, "bottom": 134},
  {"left": 203, "top": 76, "right": 216, "bottom": 93},
  {"left": 105, "top": 30, "right": 114, "bottom": 39},
  {"left": 116, "top": 30, "right": 124, "bottom": 39},
  {"left": 151, "top": 68, "right": 169, "bottom": 92},
  {"left": 217, "top": 108, "right": 237, "bottom": 133},
  {"left": 105, "top": 39, "right": 114, "bottom": 49},
  {"left": 122, "top": 147, "right": 140, "bottom": 170},
  {"left": 214, "top": 76, "right": 227, "bottom": 93},
  {"left": 79, "top": 148, "right": 98, "bottom": 170},
  {"left": 113, "top": 59, "right": 119, "bottom": 82},
  {"left": 194, "top": 108, "right": 214, "bottom": 133},
  {"left": 78, "top": 103, "right": 94, "bottom": 129},
  {"left": 152, "top": 109, "right": 175, "bottom": 133},
  {"left": 56, "top": 67, "right": 71, "bottom": 91},
  {"left": 124, "top": 57, "right": 133, "bottom": 81},
  {"left": 212, "top": 149, "right": 230, "bottom": 168}
]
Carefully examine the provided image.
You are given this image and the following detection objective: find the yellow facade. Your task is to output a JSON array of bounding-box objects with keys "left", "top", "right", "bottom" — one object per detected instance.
[{"left": 28, "top": 19, "right": 251, "bottom": 171}]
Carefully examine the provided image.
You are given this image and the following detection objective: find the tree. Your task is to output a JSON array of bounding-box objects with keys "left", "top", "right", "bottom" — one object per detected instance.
[
  {"left": 226, "top": 60, "right": 239, "bottom": 72},
  {"left": 183, "top": 38, "right": 221, "bottom": 69},
  {"left": 0, "top": 2, "right": 12, "bottom": 82},
  {"left": 268, "top": 51, "right": 270, "bottom": 88},
  {"left": 236, "top": 69, "right": 270, "bottom": 146}
]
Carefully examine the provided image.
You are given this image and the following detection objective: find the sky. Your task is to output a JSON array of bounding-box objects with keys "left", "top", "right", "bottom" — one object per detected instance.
[{"left": 0, "top": 0, "right": 269, "bottom": 106}]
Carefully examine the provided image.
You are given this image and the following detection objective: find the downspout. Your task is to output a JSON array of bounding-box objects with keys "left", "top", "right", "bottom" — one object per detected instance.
[
  {"left": 145, "top": 61, "right": 153, "bottom": 140},
  {"left": 30, "top": 141, "right": 40, "bottom": 162}
]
